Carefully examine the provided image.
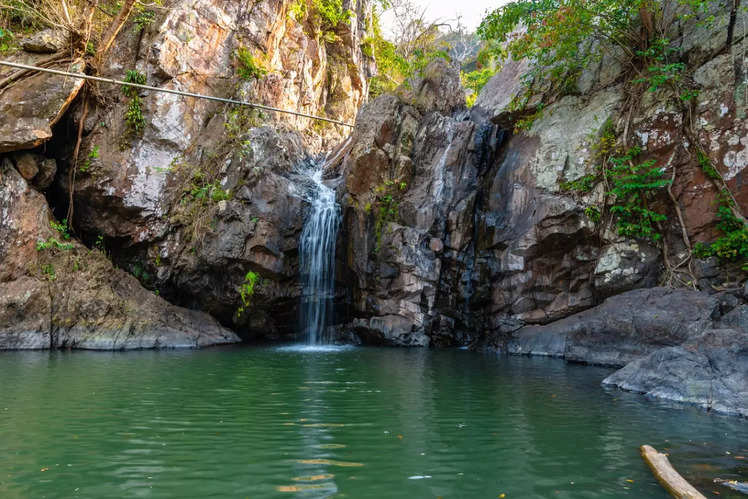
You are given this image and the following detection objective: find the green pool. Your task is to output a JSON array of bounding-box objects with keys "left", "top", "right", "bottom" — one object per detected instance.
[{"left": 1, "top": 346, "right": 745, "bottom": 498}]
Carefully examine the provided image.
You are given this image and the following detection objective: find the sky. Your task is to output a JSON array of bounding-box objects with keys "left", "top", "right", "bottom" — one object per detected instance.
[{"left": 380, "top": 0, "right": 505, "bottom": 34}]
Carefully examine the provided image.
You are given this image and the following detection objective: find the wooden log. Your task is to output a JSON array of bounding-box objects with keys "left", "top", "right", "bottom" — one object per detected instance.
[{"left": 640, "top": 445, "right": 706, "bottom": 499}]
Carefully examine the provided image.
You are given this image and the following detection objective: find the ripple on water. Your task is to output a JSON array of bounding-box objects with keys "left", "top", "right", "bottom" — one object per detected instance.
[{"left": 275, "top": 344, "right": 356, "bottom": 353}]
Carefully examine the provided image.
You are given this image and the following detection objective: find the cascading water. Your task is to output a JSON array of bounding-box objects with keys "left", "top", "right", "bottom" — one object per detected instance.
[{"left": 298, "top": 163, "right": 341, "bottom": 344}]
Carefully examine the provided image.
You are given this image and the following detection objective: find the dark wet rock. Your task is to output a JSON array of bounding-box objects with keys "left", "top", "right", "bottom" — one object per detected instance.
[
  {"left": 603, "top": 329, "right": 748, "bottom": 417},
  {"left": 0, "top": 163, "right": 239, "bottom": 350},
  {"left": 719, "top": 305, "right": 748, "bottom": 332},
  {"left": 349, "top": 316, "right": 429, "bottom": 347}
]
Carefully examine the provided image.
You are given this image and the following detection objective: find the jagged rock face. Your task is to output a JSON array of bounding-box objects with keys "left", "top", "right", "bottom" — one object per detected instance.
[
  {"left": 0, "top": 161, "right": 239, "bottom": 349},
  {"left": 336, "top": 8, "right": 747, "bottom": 348},
  {"left": 337, "top": 60, "right": 487, "bottom": 346}
]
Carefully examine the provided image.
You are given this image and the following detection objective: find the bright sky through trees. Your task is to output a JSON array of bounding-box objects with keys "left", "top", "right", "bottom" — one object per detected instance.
[{"left": 380, "top": 0, "right": 506, "bottom": 34}]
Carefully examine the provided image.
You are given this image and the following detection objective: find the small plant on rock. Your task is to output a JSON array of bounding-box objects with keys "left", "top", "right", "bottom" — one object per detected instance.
[
  {"left": 236, "top": 271, "right": 260, "bottom": 318},
  {"left": 79, "top": 145, "right": 99, "bottom": 174},
  {"left": 122, "top": 70, "right": 147, "bottom": 136},
  {"left": 235, "top": 47, "right": 268, "bottom": 81},
  {"left": 607, "top": 147, "right": 671, "bottom": 242}
]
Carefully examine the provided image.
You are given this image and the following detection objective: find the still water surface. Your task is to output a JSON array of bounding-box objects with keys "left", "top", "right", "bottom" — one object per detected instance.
[{"left": 0, "top": 346, "right": 746, "bottom": 498}]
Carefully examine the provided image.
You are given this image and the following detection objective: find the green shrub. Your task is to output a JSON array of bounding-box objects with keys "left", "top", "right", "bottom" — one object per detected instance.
[
  {"left": 0, "top": 27, "right": 15, "bottom": 53},
  {"left": 290, "top": 0, "right": 352, "bottom": 38},
  {"left": 133, "top": 9, "right": 155, "bottom": 33},
  {"left": 476, "top": 0, "right": 716, "bottom": 116},
  {"left": 694, "top": 206, "right": 748, "bottom": 263},
  {"left": 584, "top": 205, "right": 601, "bottom": 223},
  {"left": 235, "top": 47, "right": 267, "bottom": 81},
  {"left": 122, "top": 70, "right": 147, "bottom": 135},
  {"left": 36, "top": 238, "right": 74, "bottom": 251},
  {"left": 560, "top": 174, "right": 596, "bottom": 193},
  {"left": 607, "top": 147, "right": 671, "bottom": 242},
  {"left": 633, "top": 38, "right": 685, "bottom": 92},
  {"left": 41, "top": 263, "right": 56, "bottom": 281},
  {"left": 79, "top": 145, "right": 99, "bottom": 173},
  {"left": 461, "top": 67, "right": 495, "bottom": 107},
  {"left": 236, "top": 271, "right": 260, "bottom": 317}
]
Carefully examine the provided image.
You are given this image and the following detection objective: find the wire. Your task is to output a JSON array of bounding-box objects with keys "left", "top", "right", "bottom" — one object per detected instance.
[{"left": 0, "top": 60, "right": 355, "bottom": 127}]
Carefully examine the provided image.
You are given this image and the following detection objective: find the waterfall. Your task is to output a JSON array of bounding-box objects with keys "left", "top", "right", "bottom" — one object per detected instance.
[{"left": 298, "top": 163, "right": 341, "bottom": 344}]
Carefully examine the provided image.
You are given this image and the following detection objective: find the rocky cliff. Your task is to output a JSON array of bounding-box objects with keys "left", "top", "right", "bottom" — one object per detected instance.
[
  {"left": 335, "top": 5, "right": 747, "bottom": 348},
  {"left": 0, "top": 0, "right": 374, "bottom": 344}
]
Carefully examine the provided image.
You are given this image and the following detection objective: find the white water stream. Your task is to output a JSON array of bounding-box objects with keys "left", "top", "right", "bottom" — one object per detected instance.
[{"left": 298, "top": 164, "right": 341, "bottom": 344}]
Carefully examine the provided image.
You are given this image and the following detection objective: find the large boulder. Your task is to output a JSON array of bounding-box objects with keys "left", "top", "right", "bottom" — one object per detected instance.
[
  {"left": 0, "top": 161, "right": 239, "bottom": 350},
  {"left": 505, "top": 288, "right": 719, "bottom": 366},
  {"left": 603, "top": 328, "right": 748, "bottom": 417},
  {"left": 0, "top": 58, "right": 85, "bottom": 153}
]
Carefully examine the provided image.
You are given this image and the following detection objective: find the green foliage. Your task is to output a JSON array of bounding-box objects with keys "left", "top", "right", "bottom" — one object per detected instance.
[
  {"left": 0, "top": 27, "right": 16, "bottom": 53},
  {"left": 584, "top": 205, "right": 602, "bottom": 223},
  {"left": 513, "top": 104, "right": 544, "bottom": 132},
  {"left": 693, "top": 204, "right": 748, "bottom": 264},
  {"left": 607, "top": 147, "right": 671, "bottom": 242},
  {"left": 133, "top": 9, "right": 155, "bottom": 33},
  {"left": 41, "top": 263, "right": 56, "bottom": 281},
  {"left": 697, "top": 150, "right": 721, "bottom": 180},
  {"left": 461, "top": 67, "right": 495, "bottom": 107},
  {"left": 589, "top": 118, "right": 621, "bottom": 168},
  {"left": 131, "top": 262, "right": 151, "bottom": 284},
  {"left": 49, "top": 218, "right": 71, "bottom": 240},
  {"left": 224, "top": 107, "right": 264, "bottom": 140},
  {"left": 476, "top": 0, "right": 716, "bottom": 118},
  {"left": 235, "top": 47, "right": 268, "bottom": 81},
  {"left": 370, "top": 180, "right": 404, "bottom": 254},
  {"left": 236, "top": 271, "right": 260, "bottom": 317},
  {"left": 633, "top": 38, "right": 685, "bottom": 92},
  {"left": 560, "top": 174, "right": 596, "bottom": 193},
  {"left": 692, "top": 150, "right": 746, "bottom": 266},
  {"left": 36, "top": 238, "right": 74, "bottom": 251},
  {"left": 365, "top": 6, "right": 452, "bottom": 98},
  {"left": 477, "top": 0, "right": 637, "bottom": 97},
  {"left": 290, "top": 0, "right": 352, "bottom": 40},
  {"left": 122, "top": 70, "right": 146, "bottom": 97},
  {"left": 37, "top": 218, "right": 74, "bottom": 251},
  {"left": 79, "top": 145, "right": 99, "bottom": 173},
  {"left": 122, "top": 70, "right": 147, "bottom": 136},
  {"left": 188, "top": 174, "right": 231, "bottom": 203}
]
